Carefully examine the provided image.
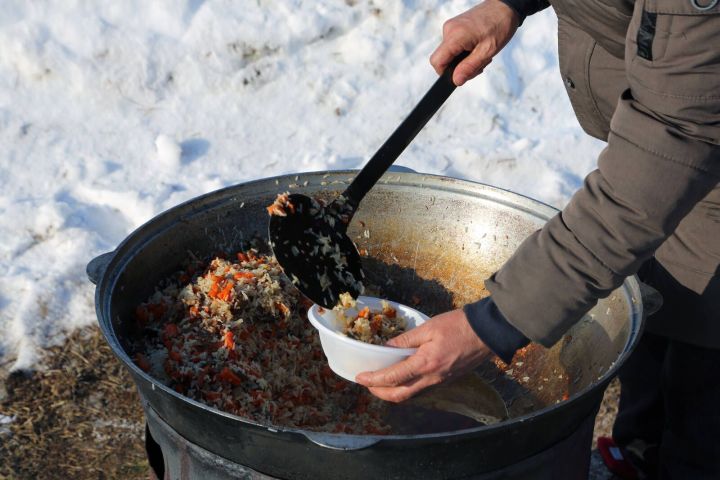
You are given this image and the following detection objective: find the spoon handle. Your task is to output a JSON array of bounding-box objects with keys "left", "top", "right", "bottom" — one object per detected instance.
[{"left": 341, "top": 51, "right": 470, "bottom": 210}]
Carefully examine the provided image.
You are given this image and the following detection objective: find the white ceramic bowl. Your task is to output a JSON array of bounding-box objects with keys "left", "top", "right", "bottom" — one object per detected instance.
[{"left": 307, "top": 296, "right": 429, "bottom": 382}]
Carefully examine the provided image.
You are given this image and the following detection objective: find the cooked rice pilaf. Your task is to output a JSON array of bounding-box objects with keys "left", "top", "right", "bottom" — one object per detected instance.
[
  {"left": 131, "top": 250, "right": 390, "bottom": 434},
  {"left": 332, "top": 293, "right": 408, "bottom": 345},
  {"left": 266, "top": 192, "right": 364, "bottom": 306}
]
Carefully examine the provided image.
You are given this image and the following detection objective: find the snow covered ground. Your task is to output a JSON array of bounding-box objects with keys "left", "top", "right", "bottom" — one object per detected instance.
[{"left": 0, "top": 1, "right": 604, "bottom": 370}]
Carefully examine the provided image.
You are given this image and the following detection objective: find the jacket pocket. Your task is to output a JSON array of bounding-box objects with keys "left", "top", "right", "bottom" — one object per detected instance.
[
  {"left": 640, "top": 0, "right": 720, "bottom": 62},
  {"left": 625, "top": 0, "right": 720, "bottom": 143},
  {"left": 587, "top": 43, "right": 627, "bottom": 134},
  {"left": 557, "top": 16, "right": 612, "bottom": 140}
]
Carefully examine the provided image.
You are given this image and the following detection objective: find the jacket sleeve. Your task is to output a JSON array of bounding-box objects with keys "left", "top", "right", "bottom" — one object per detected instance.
[
  {"left": 478, "top": 6, "right": 720, "bottom": 347},
  {"left": 498, "top": 0, "right": 549, "bottom": 24},
  {"left": 464, "top": 297, "right": 529, "bottom": 363}
]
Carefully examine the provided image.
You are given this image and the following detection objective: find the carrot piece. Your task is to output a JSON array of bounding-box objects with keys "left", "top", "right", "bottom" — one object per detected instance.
[
  {"left": 217, "top": 281, "right": 235, "bottom": 302},
  {"left": 382, "top": 306, "right": 396, "bottom": 318},
  {"left": 205, "top": 391, "right": 222, "bottom": 401},
  {"left": 147, "top": 302, "right": 167, "bottom": 319},
  {"left": 134, "top": 353, "right": 151, "bottom": 372},
  {"left": 358, "top": 306, "right": 370, "bottom": 319},
  {"left": 298, "top": 388, "right": 313, "bottom": 405},
  {"left": 237, "top": 252, "right": 249, "bottom": 262},
  {"left": 163, "top": 323, "right": 180, "bottom": 338},
  {"left": 207, "top": 275, "right": 224, "bottom": 299},
  {"left": 266, "top": 204, "right": 286, "bottom": 216},
  {"left": 189, "top": 305, "right": 199, "bottom": 317},
  {"left": 233, "top": 271, "right": 254, "bottom": 280},
  {"left": 275, "top": 302, "right": 290, "bottom": 318},
  {"left": 164, "top": 360, "right": 177, "bottom": 378},
  {"left": 218, "top": 367, "right": 243, "bottom": 386},
  {"left": 223, "top": 330, "right": 235, "bottom": 350},
  {"left": 135, "top": 306, "right": 149, "bottom": 324},
  {"left": 370, "top": 315, "right": 383, "bottom": 333}
]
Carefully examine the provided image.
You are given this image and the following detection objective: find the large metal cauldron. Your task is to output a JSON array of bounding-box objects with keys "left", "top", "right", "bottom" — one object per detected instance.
[{"left": 88, "top": 171, "right": 645, "bottom": 479}]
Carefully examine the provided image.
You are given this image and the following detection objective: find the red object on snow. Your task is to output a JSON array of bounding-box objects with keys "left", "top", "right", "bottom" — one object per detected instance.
[{"left": 597, "top": 437, "right": 639, "bottom": 480}]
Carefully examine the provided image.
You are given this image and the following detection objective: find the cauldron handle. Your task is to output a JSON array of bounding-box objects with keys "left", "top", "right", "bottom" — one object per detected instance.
[
  {"left": 87, "top": 251, "right": 114, "bottom": 285},
  {"left": 639, "top": 282, "right": 663, "bottom": 318},
  {"left": 302, "top": 431, "right": 380, "bottom": 451}
]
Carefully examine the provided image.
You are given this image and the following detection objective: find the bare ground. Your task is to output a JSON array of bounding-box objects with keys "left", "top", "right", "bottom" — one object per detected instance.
[
  {"left": 0, "top": 327, "right": 147, "bottom": 480},
  {"left": 0, "top": 326, "right": 620, "bottom": 479}
]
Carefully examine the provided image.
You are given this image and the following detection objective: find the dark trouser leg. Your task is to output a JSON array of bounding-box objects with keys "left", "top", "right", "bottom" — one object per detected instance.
[
  {"left": 659, "top": 340, "right": 720, "bottom": 480},
  {"left": 613, "top": 331, "right": 666, "bottom": 477},
  {"left": 615, "top": 259, "right": 720, "bottom": 478}
]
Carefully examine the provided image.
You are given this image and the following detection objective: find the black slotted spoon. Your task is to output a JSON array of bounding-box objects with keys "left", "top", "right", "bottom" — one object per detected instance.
[{"left": 269, "top": 53, "right": 469, "bottom": 308}]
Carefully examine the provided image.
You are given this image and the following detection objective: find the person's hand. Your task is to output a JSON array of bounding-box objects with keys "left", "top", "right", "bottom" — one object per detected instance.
[
  {"left": 431, "top": 0, "right": 520, "bottom": 86},
  {"left": 355, "top": 309, "right": 492, "bottom": 402}
]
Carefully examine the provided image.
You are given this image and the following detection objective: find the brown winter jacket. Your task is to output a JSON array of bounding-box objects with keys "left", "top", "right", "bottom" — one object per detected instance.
[{"left": 485, "top": 0, "right": 720, "bottom": 349}]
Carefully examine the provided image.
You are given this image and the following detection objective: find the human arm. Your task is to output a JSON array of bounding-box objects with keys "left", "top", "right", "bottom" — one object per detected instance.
[
  {"left": 355, "top": 300, "right": 529, "bottom": 402},
  {"left": 497, "top": 0, "right": 550, "bottom": 24},
  {"left": 485, "top": 6, "right": 720, "bottom": 346},
  {"left": 358, "top": 5, "right": 720, "bottom": 403},
  {"left": 429, "top": 1, "right": 520, "bottom": 86},
  {"left": 430, "top": 0, "right": 550, "bottom": 85}
]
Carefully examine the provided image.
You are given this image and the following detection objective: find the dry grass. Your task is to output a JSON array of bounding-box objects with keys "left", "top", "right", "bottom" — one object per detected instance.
[
  {"left": 0, "top": 325, "right": 621, "bottom": 480},
  {"left": 0, "top": 326, "right": 146, "bottom": 480}
]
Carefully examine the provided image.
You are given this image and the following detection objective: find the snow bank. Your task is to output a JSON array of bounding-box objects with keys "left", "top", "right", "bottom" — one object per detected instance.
[{"left": 0, "top": 0, "right": 604, "bottom": 369}]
